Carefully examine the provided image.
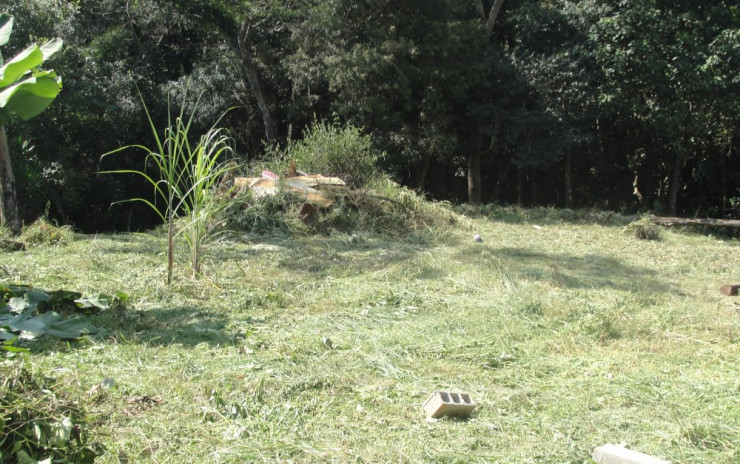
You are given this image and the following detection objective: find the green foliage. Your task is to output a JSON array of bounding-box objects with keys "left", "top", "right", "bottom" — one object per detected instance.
[
  {"left": 1, "top": 335, "right": 28, "bottom": 356},
  {"left": 177, "top": 124, "right": 237, "bottom": 278},
  {"left": 4, "top": 0, "right": 740, "bottom": 229},
  {"left": 469, "top": 205, "right": 632, "bottom": 227},
  {"left": 102, "top": 91, "right": 236, "bottom": 282},
  {"left": 0, "top": 361, "right": 102, "bottom": 463},
  {"left": 289, "top": 121, "right": 383, "bottom": 188},
  {"left": 0, "top": 13, "right": 63, "bottom": 126},
  {"left": 0, "top": 283, "right": 126, "bottom": 341}
]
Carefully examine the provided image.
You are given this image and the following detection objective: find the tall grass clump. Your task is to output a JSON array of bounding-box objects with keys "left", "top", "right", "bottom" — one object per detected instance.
[
  {"left": 221, "top": 189, "right": 309, "bottom": 237},
  {"left": 102, "top": 91, "right": 235, "bottom": 282}
]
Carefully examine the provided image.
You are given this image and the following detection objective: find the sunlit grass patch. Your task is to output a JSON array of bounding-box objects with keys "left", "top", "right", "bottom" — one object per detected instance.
[{"left": 1, "top": 208, "right": 738, "bottom": 463}]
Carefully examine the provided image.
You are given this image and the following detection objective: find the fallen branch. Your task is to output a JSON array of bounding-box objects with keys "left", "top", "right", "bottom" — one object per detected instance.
[{"left": 649, "top": 215, "right": 740, "bottom": 229}]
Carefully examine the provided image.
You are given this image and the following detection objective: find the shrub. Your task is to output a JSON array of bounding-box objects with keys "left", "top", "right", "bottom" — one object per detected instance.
[{"left": 289, "top": 121, "right": 383, "bottom": 187}]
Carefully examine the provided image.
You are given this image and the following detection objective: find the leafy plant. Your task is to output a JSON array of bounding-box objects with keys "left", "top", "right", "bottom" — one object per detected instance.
[
  {"left": 1, "top": 361, "right": 102, "bottom": 463},
  {"left": 1, "top": 335, "right": 27, "bottom": 357},
  {"left": 178, "top": 126, "right": 236, "bottom": 278},
  {"left": 0, "top": 13, "right": 63, "bottom": 232},
  {"left": 102, "top": 91, "right": 235, "bottom": 282},
  {"left": 289, "top": 121, "right": 383, "bottom": 188},
  {"left": 0, "top": 283, "right": 125, "bottom": 341}
]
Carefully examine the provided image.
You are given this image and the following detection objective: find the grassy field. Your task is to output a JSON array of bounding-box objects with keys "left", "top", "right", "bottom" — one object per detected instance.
[{"left": 2, "top": 208, "right": 739, "bottom": 463}]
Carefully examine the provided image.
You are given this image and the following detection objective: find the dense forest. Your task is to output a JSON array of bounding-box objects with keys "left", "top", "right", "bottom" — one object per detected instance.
[{"left": 1, "top": 0, "right": 738, "bottom": 231}]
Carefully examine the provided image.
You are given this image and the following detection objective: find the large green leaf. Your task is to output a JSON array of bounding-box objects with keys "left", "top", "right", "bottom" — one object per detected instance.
[
  {"left": 25, "top": 287, "right": 50, "bottom": 303},
  {"left": 0, "top": 14, "right": 12, "bottom": 48},
  {"left": 75, "top": 293, "right": 119, "bottom": 310},
  {"left": 0, "top": 43, "right": 43, "bottom": 87},
  {"left": 9, "top": 296, "right": 30, "bottom": 313},
  {"left": 1, "top": 336, "right": 28, "bottom": 351},
  {"left": 7, "top": 313, "right": 50, "bottom": 339},
  {"left": 39, "top": 38, "right": 63, "bottom": 60},
  {"left": 0, "top": 72, "right": 62, "bottom": 121},
  {"left": 45, "top": 316, "right": 101, "bottom": 339}
]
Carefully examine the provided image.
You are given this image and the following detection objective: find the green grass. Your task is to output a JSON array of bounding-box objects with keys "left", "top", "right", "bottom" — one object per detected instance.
[{"left": 2, "top": 208, "right": 738, "bottom": 463}]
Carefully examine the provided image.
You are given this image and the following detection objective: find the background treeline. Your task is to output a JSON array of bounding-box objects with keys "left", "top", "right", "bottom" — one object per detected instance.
[{"left": 2, "top": 0, "right": 738, "bottom": 231}]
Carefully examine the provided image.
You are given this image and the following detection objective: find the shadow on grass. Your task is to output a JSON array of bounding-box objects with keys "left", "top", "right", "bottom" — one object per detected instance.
[
  {"left": 237, "top": 234, "right": 433, "bottom": 277},
  {"left": 459, "top": 205, "right": 636, "bottom": 227},
  {"left": 112, "top": 306, "right": 248, "bottom": 347},
  {"left": 459, "top": 246, "right": 674, "bottom": 294},
  {"left": 22, "top": 305, "right": 249, "bottom": 354},
  {"left": 84, "top": 232, "right": 165, "bottom": 255}
]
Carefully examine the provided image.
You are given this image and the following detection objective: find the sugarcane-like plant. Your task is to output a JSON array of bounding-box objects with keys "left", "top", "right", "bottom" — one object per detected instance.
[{"left": 102, "top": 92, "right": 235, "bottom": 283}]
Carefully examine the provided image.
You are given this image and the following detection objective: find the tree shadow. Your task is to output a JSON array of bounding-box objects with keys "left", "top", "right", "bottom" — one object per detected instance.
[
  {"left": 458, "top": 245, "right": 675, "bottom": 294},
  {"left": 108, "top": 305, "right": 252, "bottom": 347},
  {"left": 235, "top": 234, "right": 434, "bottom": 277},
  {"left": 88, "top": 232, "right": 165, "bottom": 255}
]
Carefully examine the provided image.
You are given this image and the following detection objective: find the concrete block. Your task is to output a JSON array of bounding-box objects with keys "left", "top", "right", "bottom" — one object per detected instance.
[
  {"left": 423, "top": 390, "right": 476, "bottom": 419},
  {"left": 592, "top": 444, "right": 671, "bottom": 464}
]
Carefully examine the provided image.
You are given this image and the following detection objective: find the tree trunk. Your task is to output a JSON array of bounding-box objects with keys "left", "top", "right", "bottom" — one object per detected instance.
[
  {"left": 484, "top": 0, "right": 507, "bottom": 36},
  {"left": 721, "top": 133, "right": 731, "bottom": 215},
  {"left": 237, "top": 21, "right": 277, "bottom": 143},
  {"left": 467, "top": 131, "right": 482, "bottom": 205},
  {"left": 493, "top": 162, "right": 512, "bottom": 202},
  {"left": 517, "top": 167, "right": 524, "bottom": 206},
  {"left": 564, "top": 149, "right": 573, "bottom": 209},
  {"left": 0, "top": 127, "right": 20, "bottom": 233},
  {"left": 418, "top": 154, "right": 432, "bottom": 193},
  {"left": 650, "top": 215, "right": 740, "bottom": 229},
  {"left": 464, "top": 0, "right": 506, "bottom": 205},
  {"left": 667, "top": 149, "right": 689, "bottom": 216}
]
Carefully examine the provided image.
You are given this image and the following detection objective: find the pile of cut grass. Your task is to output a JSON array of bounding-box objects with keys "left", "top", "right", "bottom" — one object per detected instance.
[
  {"left": 221, "top": 176, "right": 462, "bottom": 237},
  {"left": 1, "top": 205, "right": 738, "bottom": 463}
]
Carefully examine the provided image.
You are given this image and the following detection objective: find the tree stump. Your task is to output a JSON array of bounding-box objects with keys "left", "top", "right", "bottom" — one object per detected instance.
[{"left": 719, "top": 284, "right": 739, "bottom": 296}]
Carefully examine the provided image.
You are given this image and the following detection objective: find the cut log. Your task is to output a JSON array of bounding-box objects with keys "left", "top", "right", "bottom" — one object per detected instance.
[{"left": 649, "top": 216, "right": 740, "bottom": 229}]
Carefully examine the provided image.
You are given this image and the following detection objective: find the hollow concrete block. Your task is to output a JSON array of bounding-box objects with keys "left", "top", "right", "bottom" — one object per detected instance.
[
  {"left": 592, "top": 444, "right": 671, "bottom": 464},
  {"left": 423, "top": 390, "right": 476, "bottom": 418}
]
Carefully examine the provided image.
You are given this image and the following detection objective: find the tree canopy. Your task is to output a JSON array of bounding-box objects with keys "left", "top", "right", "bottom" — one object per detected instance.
[{"left": 1, "top": 0, "right": 738, "bottom": 230}]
